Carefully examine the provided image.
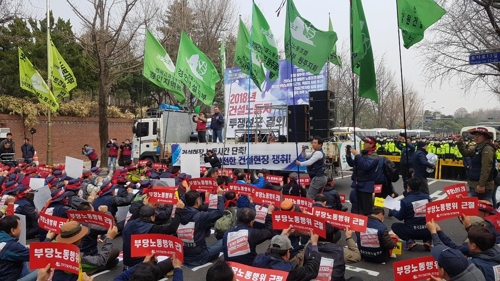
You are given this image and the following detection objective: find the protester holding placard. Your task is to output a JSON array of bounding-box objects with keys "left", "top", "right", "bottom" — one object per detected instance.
[
  {"left": 390, "top": 177, "right": 432, "bottom": 251},
  {"left": 122, "top": 204, "right": 184, "bottom": 270},
  {"left": 38, "top": 188, "right": 73, "bottom": 241},
  {"left": 222, "top": 206, "right": 276, "bottom": 265},
  {"left": 356, "top": 207, "right": 397, "bottom": 264},
  {"left": 346, "top": 137, "right": 380, "bottom": 216},
  {"left": 253, "top": 230, "right": 321, "bottom": 281},
  {"left": 303, "top": 224, "right": 363, "bottom": 281},
  {"left": 3, "top": 182, "right": 39, "bottom": 239},
  {"left": 426, "top": 220, "right": 486, "bottom": 281},
  {"left": 178, "top": 188, "right": 225, "bottom": 266},
  {"left": 279, "top": 200, "right": 305, "bottom": 258},
  {"left": 0, "top": 215, "right": 55, "bottom": 281}
]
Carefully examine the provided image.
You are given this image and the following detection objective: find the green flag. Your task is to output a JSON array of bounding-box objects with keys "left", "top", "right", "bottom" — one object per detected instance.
[
  {"left": 234, "top": 19, "right": 266, "bottom": 91},
  {"left": 175, "top": 31, "right": 220, "bottom": 106},
  {"left": 285, "top": 0, "right": 336, "bottom": 75},
  {"left": 143, "top": 29, "right": 185, "bottom": 104},
  {"left": 18, "top": 48, "right": 59, "bottom": 112},
  {"left": 220, "top": 39, "right": 226, "bottom": 77},
  {"left": 328, "top": 16, "right": 342, "bottom": 67},
  {"left": 397, "top": 0, "right": 446, "bottom": 49},
  {"left": 351, "top": 0, "right": 378, "bottom": 103},
  {"left": 49, "top": 37, "right": 77, "bottom": 100},
  {"left": 252, "top": 3, "right": 279, "bottom": 82}
]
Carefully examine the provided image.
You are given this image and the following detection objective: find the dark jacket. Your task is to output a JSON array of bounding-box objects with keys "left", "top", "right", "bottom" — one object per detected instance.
[
  {"left": 93, "top": 192, "right": 135, "bottom": 217},
  {"left": 322, "top": 185, "right": 342, "bottom": 210},
  {"left": 20, "top": 143, "right": 34, "bottom": 159},
  {"left": 222, "top": 214, "right": 274, "bottom": 265},
  {"left": 392, "top": 191, "right": 430, "bottom": 231},
  {"left": 282, "top": 181, "right": 306, "bottom": 197},
  {"left": 468, "top": 245, "right": 500, "bottom": 281},
  {"left": 178, "top": 196, "right": 224, "bottom": 257},
  {"left": 204, "top": 154, "right": 221, "bottom": 168},
  {"left": 253, "top": 247, "right": 321, "bottom": 281},
  {"left": 396, "top": 141, "right": 415, "bottom": 166},
  {"left": 0, "top": 231, "right": 30, "bottom": 281},
  {"left": 210, "top": 112, "right": 224, "bottom": 130},
  {"left": 347, "top": 151, "right": 379, "bottom": 193},
  {"left": 356, "top": 216, "right": 396, "bottom": 263},
  {"left": 412, "top": 149, "right": 434, "bottom": 178},
  {"left": 52, "top": 270, "right": 78, "bottom": 281},
  {"left": 306, "top": 242, "right": 346, "bottom": 281},
  {"left": 15, "top": 197, "right": 39, "bottom": 239},
  {"left": 122, "top": 219, "right": 155, "bottom": 267}
]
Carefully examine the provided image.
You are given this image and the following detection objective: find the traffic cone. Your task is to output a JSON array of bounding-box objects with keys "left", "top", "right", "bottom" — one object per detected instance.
[{"left": 33, "top": 151, "right": 39, "bottom": 165}]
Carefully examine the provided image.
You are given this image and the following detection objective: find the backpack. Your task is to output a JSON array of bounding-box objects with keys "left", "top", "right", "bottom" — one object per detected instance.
[
  {"left": 383, "top": 157, "right": 399, "bottom": 182},
  {"left": 214, "top": 207, "right": 238, "bottom": 238}
]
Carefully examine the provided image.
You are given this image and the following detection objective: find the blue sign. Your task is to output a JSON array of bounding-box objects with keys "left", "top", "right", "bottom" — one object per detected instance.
[
  {"left": 424, "top": 119, "right": 432, "bottom": 123},
  {"left": 469, "top": 51, "right": 500, "bottom": 65}
]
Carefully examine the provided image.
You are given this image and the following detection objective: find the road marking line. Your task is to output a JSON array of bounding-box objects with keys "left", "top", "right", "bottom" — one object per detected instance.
[
  {"left": 91, "top": 270, "right": 110, "bottom": 278},
  {"left": 191, "top": 262, "right": 213, "bottom": 271},
  {"left": 428, "top": 180, "right": 437, "bottom": 185},
  {"left": 434, "top": 179, "right": 467, "bottom": 183},
  {"left": 345, "top": 265, "right": 380, "bottom": 276}
]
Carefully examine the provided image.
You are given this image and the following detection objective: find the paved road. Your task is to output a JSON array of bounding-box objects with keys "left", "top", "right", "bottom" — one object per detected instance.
[{"left": 81, "top": 174, "right": 468, "bottom": 281}]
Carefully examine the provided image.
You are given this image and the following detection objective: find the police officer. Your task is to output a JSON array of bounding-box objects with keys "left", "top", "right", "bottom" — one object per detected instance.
[
  {"left": 356, "top": 207, "right": 397, "bottom": 263},
  {"left": 456, "top": 127, "right": 496, "bottom": 202},
  {"left": 296, "top": 136, "right": 327, "bottom": 199}
]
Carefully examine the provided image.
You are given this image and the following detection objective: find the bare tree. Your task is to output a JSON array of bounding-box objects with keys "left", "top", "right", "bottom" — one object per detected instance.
[
  {"left": 67, "top": 0, "right": 158, "bottom": 167},
  {"left": 454, "top": 107, "right": 469, "bottom": 118},
  {"left": 420, "top": 0, "right": 500, "bottom": 97},
  {"left": 0, "top": 0, "right": 24, "bottom": 25}
]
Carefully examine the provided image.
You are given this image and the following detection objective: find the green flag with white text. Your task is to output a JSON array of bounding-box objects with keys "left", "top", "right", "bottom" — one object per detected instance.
[
  {"left": 143, "top": 29, "right": 185, "bottom": 104},
  {"left": 397, "top": 0, "right": 446, "bottom": 49},
  {"left": 220, "top": 39, "right": 226, "bottom": 77},
  {"left": 328, "top": 16, "right": 342, "bottom": 67},
  {"left": 234, "top": 19, "right": 266, "bottom": 91},
  {"left": 252, "top": 3, "right": 279, "bottom": 82},
  {"left": 285, "top": 0, "right": 336, "bottom": 75},
  {"left": 18, "top": 48, "right": 59, "bottom": 112},
  {"left": 351, "top": 0, "right": 378, "bottom": 103},
  {"left": 49, "top": 37, "right": 77, "bottom": 100},
  {"left": 175, "top": 31, "right": 220, "bottom": 106}
]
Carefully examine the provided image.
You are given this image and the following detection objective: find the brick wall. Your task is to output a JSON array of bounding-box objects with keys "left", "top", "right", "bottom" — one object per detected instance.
[{"left": 0, "top": 114, "right": 134, "bottom": 164}]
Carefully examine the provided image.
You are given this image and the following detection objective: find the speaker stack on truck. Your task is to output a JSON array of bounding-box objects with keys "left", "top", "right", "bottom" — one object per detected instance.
[
  {"left": 309, "top": 90, "right": 335, "bottom": 139},
  {"left": 287, "top": 104, "right": 310, "bottom": 142}
]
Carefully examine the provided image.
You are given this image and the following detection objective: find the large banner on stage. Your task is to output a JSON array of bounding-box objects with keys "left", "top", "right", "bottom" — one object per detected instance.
[{"left": 224, "top": 60, "right": 327, "bottom": 138}]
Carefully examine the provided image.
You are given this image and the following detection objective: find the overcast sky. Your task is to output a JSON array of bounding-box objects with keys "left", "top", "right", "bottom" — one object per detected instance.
[{"left": 29, "top": 0, "right": 498, "bottom": 116}]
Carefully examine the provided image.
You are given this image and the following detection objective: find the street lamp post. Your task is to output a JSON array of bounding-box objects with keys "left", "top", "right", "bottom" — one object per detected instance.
[{"left": 422, "top": 101, "right": 436, "bottom": 129}]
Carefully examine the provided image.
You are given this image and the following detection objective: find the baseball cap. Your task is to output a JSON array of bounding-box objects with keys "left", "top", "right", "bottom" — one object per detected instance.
[
  {"left": 478, "top": 200, "right": 496, "bottom": 214},
  {"left": 139, "top": 205, "right": 158, "bottom": 218},
  {"left": 270, "top": 235, "right": 293, "bottom": 251},
  {"left": 431, "top": 245, "right": 469, "bottom": 278},
  {"left": 364, "top": 136, "right": 376, "bottom": 145}
]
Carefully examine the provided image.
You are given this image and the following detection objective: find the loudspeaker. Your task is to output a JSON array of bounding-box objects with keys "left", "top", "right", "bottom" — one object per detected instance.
[
  {"left": 288, "top": 130, "right": 310, "bottom": 142},
  {"left": 309, "top": 108, "right": 334, "bottom": 119},
  {"left": 309, "top": 90, "right": 334, "bottom": 101},
  {"left": 287, "top": 104, "right": 309, "bottom": 115},
  {"left": 289, "top": 113, "right": 309, "bottom": 131},
  {"left": 278, "top": 135, "right": 288, "bottom": 142},
  {"left": 309, "top": 100, "right": 335, "bottom": 110},
  {"left": 310, "top": 119, "right": 335, "bottom": 130},
  {"left": 310, "top": 129, "right": 334, "bottom": 139}
]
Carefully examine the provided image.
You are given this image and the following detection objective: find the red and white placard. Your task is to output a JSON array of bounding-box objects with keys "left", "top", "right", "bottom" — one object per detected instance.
[
  {"left": 131, "top": 234, "right": 184, "bottom": 262},
  {"left": 30, "top": 242, "right": 81, "bottom": 275},
  {"left": 272, "top": 211, "right": 326, "bottom": 238},
  {"left": 444, "top": 183, "right": 468, "bottom": 199},
  {"left": 228, "top": 262, "right": 289, "bottom": 281},
  {"left": 339, "top": 194, "right": 346, "bottom": 203},
  {"left": 186, "top": 178, "right": 217, "bottom": 193},
  {"left": 147, "top": 187, "right": 178, "bottom": 205},
  {"left": 227, "top": 183, "right": 255, "bottom": 196},
  {"left": 38, "top": 212, "right": 67, "bottom": 234},
  {"left": 253, "top": 189, "right": 282, "bottom": 206},
  {"left": 265, "top": 175, "right": 283, "bottom": 184},
  {"left": 425, "top": 197, "right": 478, "bottom": 222},
  {"left": 393, "top": 256, "right": 439, "bottom": 281},
  {"left": 312, "top": 207, "right": 368, "bottom": 233},
  {"left": 67, "top": 210, "right": 114, "bottom": 229},
  {"left": 284, "top": 195, "right": 313, "bottom": 213}
]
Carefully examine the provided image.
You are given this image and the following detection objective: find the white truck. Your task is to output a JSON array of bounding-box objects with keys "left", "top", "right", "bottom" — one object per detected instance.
[{"left": 132, "top": 109, "right": 343, "bottom": 177}]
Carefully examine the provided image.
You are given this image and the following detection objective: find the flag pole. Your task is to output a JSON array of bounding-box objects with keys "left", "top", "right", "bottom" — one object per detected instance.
[
  {"left": 46, "top": 0, "right": 53, "bottom": 165},
  {"left": 393, "top": 0, "right": 410, "bottom": 167},
  {"left": 349, "top": 0, "right": 357, "bottom": 150}
]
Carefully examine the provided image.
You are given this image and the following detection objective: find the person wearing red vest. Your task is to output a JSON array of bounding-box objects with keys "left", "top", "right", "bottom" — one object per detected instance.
[
  {"left": 192, "top": 112, "right": 207, "bottom": 143},
  {"left": 106, "top": 138, "right": 119, "bottom": 172},
  {"left": 478, "top": 200, "right": 500, "bottom": 234},
  {"left": 119, "top": 139, "right": 132, "bottom": 166},
  {"left": 82, "top": 144, "right": 99, "bottom": 168}
]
